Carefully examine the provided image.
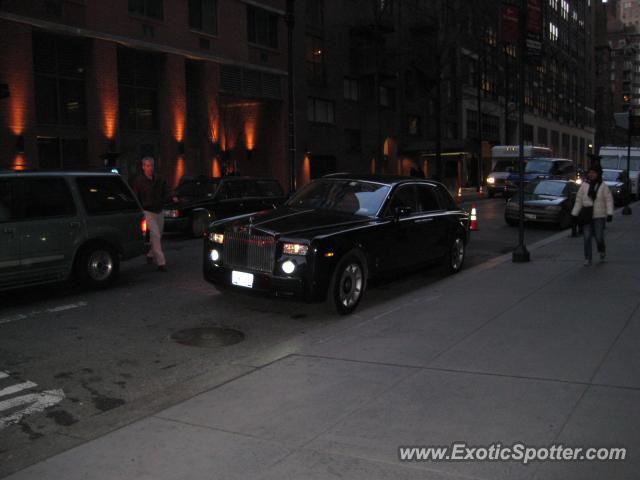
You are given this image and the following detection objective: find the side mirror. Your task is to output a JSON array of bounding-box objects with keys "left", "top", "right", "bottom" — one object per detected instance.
[{"left": 394, "top": 206, "right": 412, "bottom": 221}]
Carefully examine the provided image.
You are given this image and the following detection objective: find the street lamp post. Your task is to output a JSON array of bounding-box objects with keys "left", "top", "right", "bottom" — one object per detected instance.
[
  {"left": 285, "top": 0, "right": 296, "bottom": 194},
  {"left": 623, "top": 109, "right": 633, "bottom": 215},
  {"left": 513, "top": 0, "right": 530, "bottom": 263}
]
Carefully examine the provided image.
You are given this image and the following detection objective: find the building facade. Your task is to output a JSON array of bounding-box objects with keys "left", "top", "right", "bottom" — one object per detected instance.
[
  {"left": 291, "top": 0, "right": 597, "bottom": 189},
  {"left": 0, "top": 0, "right": 289, "bottom": 187}
]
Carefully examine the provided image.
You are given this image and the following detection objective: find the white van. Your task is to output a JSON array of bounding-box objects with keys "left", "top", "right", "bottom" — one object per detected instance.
[{"left": 599, "top": 146, "right": 640, "bottom": 198}]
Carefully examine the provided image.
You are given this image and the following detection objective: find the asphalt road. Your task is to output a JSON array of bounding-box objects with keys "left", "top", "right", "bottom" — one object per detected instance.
[{"left": 0, "top": 198, "right": 564, "bottom": 477}]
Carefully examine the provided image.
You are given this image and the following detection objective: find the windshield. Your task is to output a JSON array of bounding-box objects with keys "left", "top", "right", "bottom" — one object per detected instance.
[
  {"left": 603, "top": 171, "right": 623, "bottom": 182},
  {"left": 600, "top": 156, "right": 619, "bottom": 169},
  {"left": 492, "top": 160, "right": 517, "bottom": 172},
  {"left": 286, "top": 179, "right": 391, "bottom": 216},
  {"left": 525, "top": 181, "right": 567, "bottom": 196},
  {"left": 524, "top": 159, "right": 554, "bottom": 174}
]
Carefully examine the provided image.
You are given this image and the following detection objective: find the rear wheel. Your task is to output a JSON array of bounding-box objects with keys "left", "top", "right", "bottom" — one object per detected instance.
[
  {"left": 327, "top": 253, "right": 366, "bottom": 315},
  {"left": 443, "top": 234, "right": 465, "bottom": 274},
  {"left": 75, "top": 244, "right": 119, "bottom": 288}
]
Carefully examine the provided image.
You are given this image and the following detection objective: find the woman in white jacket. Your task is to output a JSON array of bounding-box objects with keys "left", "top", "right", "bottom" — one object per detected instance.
[{"left": 571, "top": 164, "right": 614, "bottom": 266}]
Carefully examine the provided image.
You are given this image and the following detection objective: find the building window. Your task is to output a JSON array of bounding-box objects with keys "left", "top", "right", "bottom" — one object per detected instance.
[
  {"left": 560, "top": 0, "right": 569, "bottom": 19},
  {"left": 189, "top": 0, "right": 217, "bottom": 35},
  {"left": 408, "top": 115, "right": 421, "bottom": 136},
  {"left": 118, "top": 47, "right": 159, "bottom": 131},
  {"left": 379, "top": 86, "right": 395, "bottom": 108},
  {"left": 305, "top": 36, "right": 325, "bottom": 82},
  {"left": 343, "top": 78, "right": 358, "bottom": 101},
  {"left": 128, "top": 0, "right": 163, "bottom": 20},
  {"left": 344, "top": 129, "right": 361, "bottom": 153},
  {"left": 186, "top": 60, "right": 202, "bottom": 136},
  {"left": 481, "top": 113, "right": 500, "bottom": 140},
  {"left": 307, "top": 98, "right": 335, "bottom": 124},
  {"left": 466, "top": 109, "right": 478, "bottom": 136},
  {"left": 306, "top": 0, "right": 323, "bottom": 29},
  {"left": 549, "top": 22, "right": 558, "bottom": 42},
  {"left": 37, "top": 137, "right": 88, "bottom": 170},
  {"left": 247, "top": 6, "right": 278, "bottom": 49},
  {"left": 33, "top": 32, "right": 86, "bottom": 126}
]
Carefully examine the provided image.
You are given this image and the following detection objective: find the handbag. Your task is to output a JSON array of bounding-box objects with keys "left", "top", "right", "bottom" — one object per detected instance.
[{"left": 577, "top": 206, "right": 593, "bottom": 226}]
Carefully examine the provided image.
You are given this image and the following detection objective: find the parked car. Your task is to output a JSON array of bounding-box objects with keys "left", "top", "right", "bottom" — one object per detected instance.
[
  {"left": 203, "top": 174, "right": 470, "bottom": 315},
  {"left": 505, "top": 179, "right": 579, "bottom": 229},
  {"left": 163, "top": 176, "right": 287, "bottom": 237},
  {"left": 503, "top": 158, "right": 576, "bottom": 197},
  {"left": 0, "top": 171, "right": 148, "bottom": 291},
  {"left": 602, "top": 169, "right": 629, "bottom": 206}
]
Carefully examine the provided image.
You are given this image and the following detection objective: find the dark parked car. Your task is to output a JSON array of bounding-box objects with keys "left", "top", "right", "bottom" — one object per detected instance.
[
  {"left": 504, "top": 158, "right": 576, "bottom": 197},
  {"left": 203, "top": 174, "right": 470, "bottom": 315},
  {"left": 602, "top": 169, "right": 629, "bottom": 206},
  {"left": 505, "top": 179, "right": 579, "bottom": 228},
  {"left": 0, "top": 172, "right": 147, "bottom": 291},
  {"left": 163, "top": 176, "right": 287, "bottom": 237}
]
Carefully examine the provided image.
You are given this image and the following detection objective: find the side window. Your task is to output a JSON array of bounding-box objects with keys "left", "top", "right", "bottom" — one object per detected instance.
[
  {"left": 18, "top": 177, "right": 76, "bottom": 219},
  {"left": 241, "top": 181, "right": 261, "bottom": 197},
  {"left": 386, "top": 185, "right": 417, "bottom": 215},
  {"left": 76, "top": 176, "right": 139, "bottom": 215},
  {"left": 0, "top": 179, "right": 14, "bottom": 223},
  {"left": 256, "top": 180, "right": 284, "bottom": 197},
  {"left": 416, "top": 184, "right": 443, "bottom": 213},
  {"left": 436, "top": 184, "right": 458, "bottom": 210},
  {"left": 217, "top": 181, "right": 243, "bottom": 200}
]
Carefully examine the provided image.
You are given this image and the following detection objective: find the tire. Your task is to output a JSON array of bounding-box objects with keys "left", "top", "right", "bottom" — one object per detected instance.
[
  {"left": 327, "top": 253, "right": 366, "bottom": 315},
  {"left": 191, "top": 212, "right": 209, "bottom": 238},
  {"left": 443, "top": 233, "right": 465, "bottom": 274},
  {"left": 75, "top": 244, "right": 120, "bottom": 288}
]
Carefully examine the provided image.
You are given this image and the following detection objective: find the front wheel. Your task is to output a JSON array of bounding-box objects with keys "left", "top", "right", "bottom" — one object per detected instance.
[
  {"left": 443, "top": 234, "right": 465, "bottom": 274},
  {"left": 327, "top": 254, "right": 366, "bottom": 315},
  {"left": 75, "top": 245, "right": 120, "bottom": 288}
]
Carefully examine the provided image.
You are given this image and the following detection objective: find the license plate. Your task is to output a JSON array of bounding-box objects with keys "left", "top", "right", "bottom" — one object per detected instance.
[
  {"left": 231, "top": 270, "right": 254, "bottom": 288},
  {"left": 524, "top": 213, "right": 537, "bottom": 220}
]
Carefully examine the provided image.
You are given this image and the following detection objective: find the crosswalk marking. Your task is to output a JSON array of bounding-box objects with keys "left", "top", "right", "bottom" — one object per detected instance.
[
  {"left": 0, "top": 381, "right": 38, "bottom": 398},
  {"left": 0, "top": 372, "right": 65, "bottom": 429},
  {"left": 0, "top": 390, "right": 65, "bottom": 429}
]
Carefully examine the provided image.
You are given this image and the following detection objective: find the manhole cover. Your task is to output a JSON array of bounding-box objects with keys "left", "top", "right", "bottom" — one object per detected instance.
[{"left": 170, "top": 327, "right": 245, "bottom": 348}]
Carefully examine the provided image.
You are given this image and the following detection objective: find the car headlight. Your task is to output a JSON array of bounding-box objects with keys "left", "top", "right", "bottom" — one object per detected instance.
[
  {"left": 209, "top": 249, "right": 220, "bottom": 262},
  {"left": 282, "top": 243, "right": 309, "bottom": 255},
  {"left": 281, "top": 260, "right": 296, "bottom": 274},
  {"left": 575, "top": 178, "right": 583, "bottom": 185},
  {"left": 208, "top": 233, "right": 224, "bottom": 244},
  {"left": 486, "top": 177, "right": 495, "bottom": 185},
  {"left": 164, "top": 209, "right": 180, "bottom": 218}
]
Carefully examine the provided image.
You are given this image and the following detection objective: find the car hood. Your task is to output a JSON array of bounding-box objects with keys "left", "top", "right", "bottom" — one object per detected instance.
[
  {"left": 163, "top": 196, "right": 216, "bottom": 210},
  {"left": 513, "top": 194, "right": 566, "bottom": 207},
  {"left": 507, "top": 173, "right": 551, "bottom": 183},
  {"left": 605, "top": 181, "right": 624, "bottom": 189},
  {"left": 218, "top": 207, "right": 374, "bottom": 239}
]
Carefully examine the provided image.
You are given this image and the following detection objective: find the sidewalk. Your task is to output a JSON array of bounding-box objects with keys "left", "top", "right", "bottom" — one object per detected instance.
[{"left": 7, "top": 212, "right": 640, "bottom": 479}]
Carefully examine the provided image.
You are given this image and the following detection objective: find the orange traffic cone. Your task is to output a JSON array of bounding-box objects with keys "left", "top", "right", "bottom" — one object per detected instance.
[
  {"left": 470, "top": 204, "right": 479, "bottom": 231},
  {"left": 478, "top": 185, "right": 485, "bottom": 198}
]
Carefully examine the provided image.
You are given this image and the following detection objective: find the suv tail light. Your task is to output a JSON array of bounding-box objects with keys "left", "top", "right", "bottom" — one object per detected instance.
[{"left": 141, "top": 218, "right": 148, "bottom": 236}]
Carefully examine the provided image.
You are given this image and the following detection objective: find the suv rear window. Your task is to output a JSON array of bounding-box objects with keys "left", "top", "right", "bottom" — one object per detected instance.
[
  {"left": 77, "top": 176, "right": 139, "bottom": 214},
  {"left": 256, "top": 180, "right": 284, "bottom": 197}
]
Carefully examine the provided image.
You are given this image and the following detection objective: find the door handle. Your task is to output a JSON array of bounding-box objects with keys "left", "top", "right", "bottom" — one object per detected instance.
[{"left": 415, "top": 218, "right": 434, "bottom": 223}]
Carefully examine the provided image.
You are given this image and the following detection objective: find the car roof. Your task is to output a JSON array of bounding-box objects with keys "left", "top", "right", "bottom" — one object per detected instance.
[
  {"left": 0, "top": 171, "right": 120, "bottom": 178},
  {"left": 322, "top": 173, "right": 440, "bottom": 187}
]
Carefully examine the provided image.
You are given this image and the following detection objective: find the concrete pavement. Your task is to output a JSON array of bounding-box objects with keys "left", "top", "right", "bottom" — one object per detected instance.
[{"left": 5, "top": 211, "right": 640, "bottom": 479}]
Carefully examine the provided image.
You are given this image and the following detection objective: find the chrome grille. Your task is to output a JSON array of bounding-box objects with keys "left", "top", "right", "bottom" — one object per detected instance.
[{"left": 222, "top": 230, "right": 276, "bottom": 274}]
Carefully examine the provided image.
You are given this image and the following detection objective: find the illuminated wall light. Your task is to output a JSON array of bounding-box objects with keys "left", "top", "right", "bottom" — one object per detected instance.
[
  {"left": 302, "top": 153, "right": 311, "bottom": 185},
  {"left": 212, "top": 157, "right": 221, "bottom": 177},
  {"left": 174, "top": 157, "right": 185, "bottom": 187},
  {"left": 370, "top": 157, "right": 376, "bottom": 174},
  {"left": 12, "top": 154, "right": 27, "bottom": 171}
]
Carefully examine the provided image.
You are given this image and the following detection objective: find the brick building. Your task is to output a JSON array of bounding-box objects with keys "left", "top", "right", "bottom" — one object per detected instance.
[{"left": 0, "top": 0, "right": 289, "bottom": 187}]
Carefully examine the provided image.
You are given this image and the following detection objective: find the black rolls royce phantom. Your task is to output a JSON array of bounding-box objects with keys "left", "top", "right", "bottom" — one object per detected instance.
[{"left": 203, "top": 174, "right": 470, "bottom": 315}]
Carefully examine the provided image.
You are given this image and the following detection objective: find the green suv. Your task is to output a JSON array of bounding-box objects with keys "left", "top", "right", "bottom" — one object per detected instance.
[{"left": 0, "top": 172, "right": 148, "bottom": 291}]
